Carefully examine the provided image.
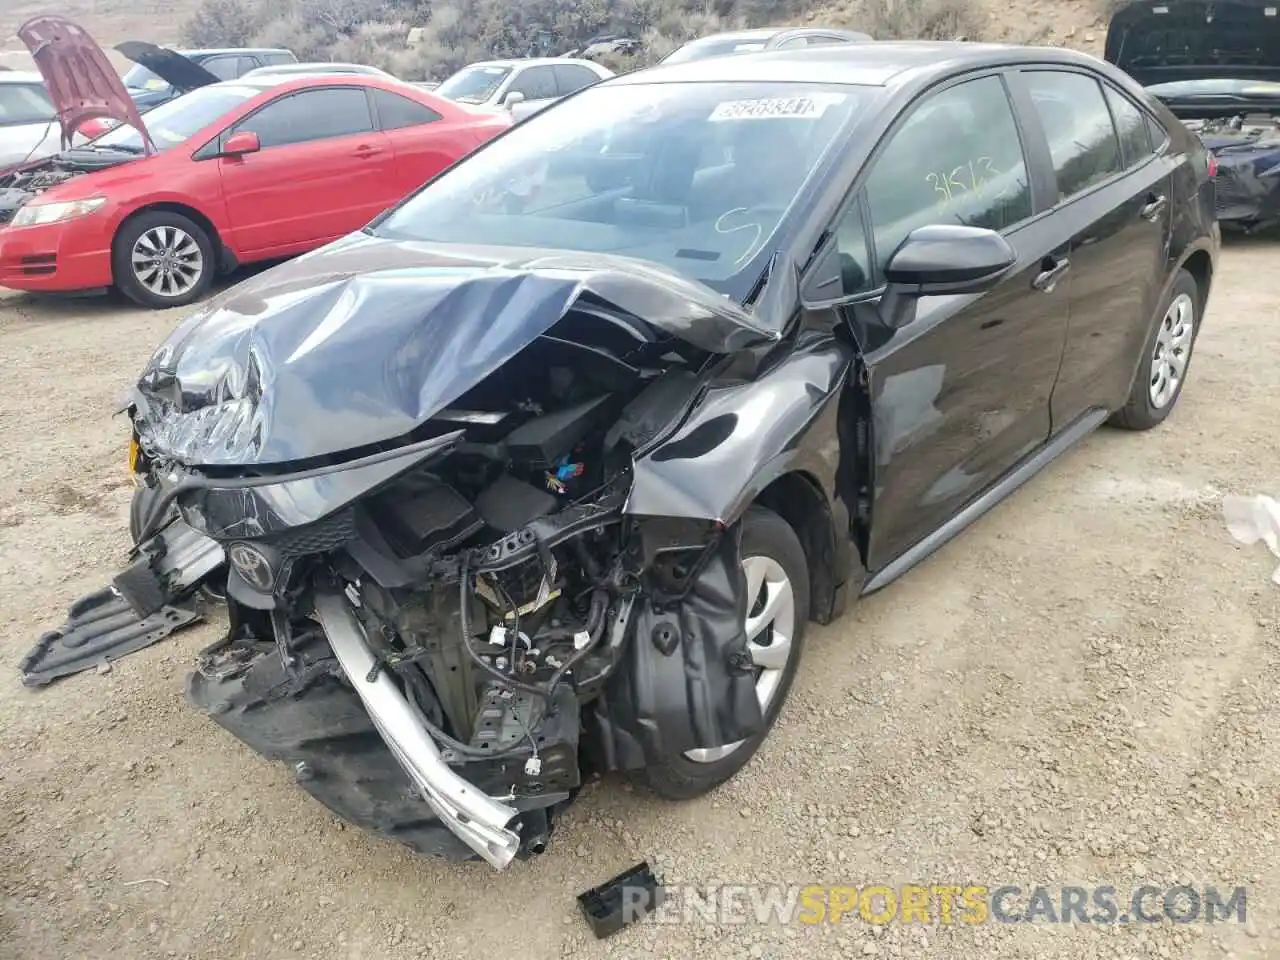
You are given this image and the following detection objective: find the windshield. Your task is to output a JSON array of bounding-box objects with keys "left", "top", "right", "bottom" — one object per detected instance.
[
  {"left": 661, "top": 37, "right": 769, "bottom": 65},
  {"left": 1147, "top": 78, "right": 1280, "bottom": 98},
  {"left": 436, "top": 65, "right": 512, "bottom": 103},
  {"left": 370, "top": 81, "right": 866, "bottom": 299},
  {"left": 0, "top": 83, "right": 56, "bottom": 126},
  {"left": 122, "top": 63, "right": 172, "bottom": 92},
  {"left": 94, "top": 84, "right": 258, "bottom": 152}
]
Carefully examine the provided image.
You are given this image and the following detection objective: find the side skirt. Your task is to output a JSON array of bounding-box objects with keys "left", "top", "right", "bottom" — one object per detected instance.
[{"left": 860, "top": 406, "right": 1111, "bottom": 596}]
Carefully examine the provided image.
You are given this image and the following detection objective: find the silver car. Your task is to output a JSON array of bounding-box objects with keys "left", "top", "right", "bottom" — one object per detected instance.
[{"left": 0, "top": 71, "right": 60, "bottom": 170}]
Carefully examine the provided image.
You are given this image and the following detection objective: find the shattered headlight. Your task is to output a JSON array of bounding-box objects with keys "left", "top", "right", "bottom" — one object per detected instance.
[{"left": 10, "top": 196, "right": 107, "bottom": 228}]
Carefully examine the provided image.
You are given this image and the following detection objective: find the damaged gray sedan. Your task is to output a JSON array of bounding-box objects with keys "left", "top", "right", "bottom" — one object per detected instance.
[{"left": 25, "top": 43, "right": 1219, "bottom": 868}]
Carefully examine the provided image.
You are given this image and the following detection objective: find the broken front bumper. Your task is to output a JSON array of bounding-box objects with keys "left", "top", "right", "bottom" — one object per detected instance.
[
  {"left": 20, "top": 516, "right": 224, "bottom": 686},
  {"left": 311, "top": 590, "right": 523, "bottom": 869}
]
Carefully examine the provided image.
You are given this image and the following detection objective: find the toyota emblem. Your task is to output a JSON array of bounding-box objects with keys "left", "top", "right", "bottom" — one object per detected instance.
[{"left": 228, "top": 542, "right": 274, "bottom": 592}]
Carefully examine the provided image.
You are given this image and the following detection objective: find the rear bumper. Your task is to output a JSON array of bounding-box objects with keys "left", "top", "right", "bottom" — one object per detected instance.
[{"left": 0, "top": 220, "right": 114, "bottom": 292}]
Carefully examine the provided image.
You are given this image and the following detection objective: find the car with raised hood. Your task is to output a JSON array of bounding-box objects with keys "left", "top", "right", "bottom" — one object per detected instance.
[
  {"left": 75, "top": 42, "right": 300, "bottom": 140},
  {"left": 24, "top": 41, "right": 1217, "bottom": 870},
  {"left": 1106, "top": 0, "right": 1280, "bottom": 231},
  {"left": 660, "top": 26, "right": 874, "bottom": 65},
  {"left": 0, "top": 15, "right": 509, "bottom": 307}
]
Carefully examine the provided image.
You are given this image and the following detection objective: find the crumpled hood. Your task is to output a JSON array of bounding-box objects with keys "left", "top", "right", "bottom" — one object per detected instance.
[
  {"left": 1105, "top": 0, "right": 1280, "bottom": 86},
  {"left": 18, "top": 15, "right": 154, "bottom": 151},
  {"left": 115, "top": 41, "right": 221, "bottom": 92},
  {"left": 130, "top": 233, "right": 777, "bottom": 469}
]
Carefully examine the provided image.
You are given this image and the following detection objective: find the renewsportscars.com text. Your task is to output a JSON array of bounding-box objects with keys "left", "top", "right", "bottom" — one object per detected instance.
[{"left": 622, "top": 883, "right": 1248, "bottom": 926}]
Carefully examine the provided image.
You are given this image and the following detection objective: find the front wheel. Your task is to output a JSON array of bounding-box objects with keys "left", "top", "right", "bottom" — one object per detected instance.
[
  {"left": 635, "top": 505, "right": 810, "bottom": 801},
  {"left": 1108, "top": 269, "right": 1200, "bottom": 431},
  {"left": 112, "top": 210, "right": 216, "bottom": 309}
]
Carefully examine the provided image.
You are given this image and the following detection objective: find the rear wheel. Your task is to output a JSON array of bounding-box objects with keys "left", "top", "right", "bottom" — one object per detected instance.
[
  {"left": 113, "top": 210, "right": 215, "bottom": 309},
  {"left": 635, "top": 505, "right": 809, "bottom": 801},
  {"left": 1109, "top": 269, "right": 1200, "bottom": 431}
]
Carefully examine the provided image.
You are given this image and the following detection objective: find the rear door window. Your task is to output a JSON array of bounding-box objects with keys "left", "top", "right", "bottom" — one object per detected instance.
[
  {"left": 0, "top": 83, "right": 55, "bottom": 126},
  {"left": 1103, "top": 85, "right": 1155, "bottom": 168},
  {"left": 1024, "top": 71, "right": 1125, "bottom": 200},
  {"left": 201, "top": 56, "right": 241, "bottom": 81},
  {"left": 372, "top": 88, "right": 442, "bottom": 129},
  {"left": 553, "top": 64, "right": 601, "bottom": 96},
  {"left": 235, "top": 87, "right": 375, "bottom": 148}
]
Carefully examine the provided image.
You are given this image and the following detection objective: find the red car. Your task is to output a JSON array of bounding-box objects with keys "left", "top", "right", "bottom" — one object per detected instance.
[{"left": 0, "top": 18, "right": 509, "bottom": 308}]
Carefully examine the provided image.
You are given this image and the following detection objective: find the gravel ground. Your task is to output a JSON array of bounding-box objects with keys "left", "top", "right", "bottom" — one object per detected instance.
[{"left": 1, "top": 242, "right": 1278, "bottom": 960}]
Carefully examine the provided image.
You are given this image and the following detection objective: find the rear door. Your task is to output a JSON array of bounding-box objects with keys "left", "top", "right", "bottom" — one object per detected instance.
[
  {"left": 1014, "top": 69, "right": 1174, "bottom": 428},
  {"left": 369, "top": 87, "right": 477, "bottom": 198},
  {"left": 217, "top": 85, "right": 394, "bottom": 256},
  {"left": 817, "top": 71, "right": 1073, "bottom": 570}
]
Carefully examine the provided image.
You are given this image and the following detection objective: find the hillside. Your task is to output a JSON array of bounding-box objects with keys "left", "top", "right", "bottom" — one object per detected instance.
[{"left": 1, "top": 0, "right": 1113, "bottom": 77}]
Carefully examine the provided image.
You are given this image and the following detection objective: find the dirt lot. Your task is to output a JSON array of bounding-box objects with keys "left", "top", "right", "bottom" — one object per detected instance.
[{"left": 1, "top": 242, "right": 1278, "bottom": 960}]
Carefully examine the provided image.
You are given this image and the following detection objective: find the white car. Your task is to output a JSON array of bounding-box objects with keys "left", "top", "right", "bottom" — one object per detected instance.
[
  {"left": 433, "top": 58, "right": 612, "bottom": 118},
  {"left": 0, "top": 72, "right": 61, "bottom": 171},
  {"left": 241, "top": 62, "right": 396, "bottom": 80}
]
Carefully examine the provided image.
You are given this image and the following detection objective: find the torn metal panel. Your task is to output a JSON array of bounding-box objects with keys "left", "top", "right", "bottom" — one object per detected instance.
[
  {"left": 130, "top": 233, "right": 778, "bottom": 469},
  {"left": 625, "top": 334, "right": 854, "bottom": 524}
]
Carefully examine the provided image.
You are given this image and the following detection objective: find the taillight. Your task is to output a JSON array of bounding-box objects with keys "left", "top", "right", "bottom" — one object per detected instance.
[{"left": 1207, "top": 152, "right": 1218, "bottom": 177}]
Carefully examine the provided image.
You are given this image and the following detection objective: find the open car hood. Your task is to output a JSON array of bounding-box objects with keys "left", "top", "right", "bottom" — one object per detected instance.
[
  {"left": 1105, "top": 0, "right": 1280, "bottom": 86},
  {"left": 115, "top": 41, "right": 221, "bottom": 92},
  {"left": 17, "top": 15, "right": 153, "bottom": 151},
  {"left": 129, "top": 233, "right": 778, "bottom": 469}
]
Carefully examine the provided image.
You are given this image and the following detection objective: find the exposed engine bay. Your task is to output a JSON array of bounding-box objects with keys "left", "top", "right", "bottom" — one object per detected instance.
[
  {"left": 1182, "top": 112, "right": 1280, "bottom": 141},
  {"left": 0, "top": 147, "right": 133, "bottom": 224}
]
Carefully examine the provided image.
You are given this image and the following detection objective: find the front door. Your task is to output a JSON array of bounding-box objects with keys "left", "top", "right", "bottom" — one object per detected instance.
[
  {"left": 1017, "top": 69, "right": 1175, "bottom": 426},
  {"left": 217, "top": 86, "right": 395, "bottom": 257},
  {"left": 823, "top": 73, "right": 1073, "bottom": 571}
]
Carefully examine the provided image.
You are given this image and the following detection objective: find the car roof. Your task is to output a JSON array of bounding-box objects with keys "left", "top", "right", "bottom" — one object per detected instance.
[
  {"left": 620, "top": 41, "right": 1108, "bottom": 87},
  {"left": 177, "top": 48, "right": 294, "bottom": 57},
  {"left": 464, "top": 57, "right": 604, "bottom": 69},
  {"left": 679, "top": 28, "right": 782, "bottom": 44},
  {"left": 0, "top": 70, "right": 44, "bottom": 84},
  {"left": 216, "top": 73, "right": 406, "bottom": 93}
]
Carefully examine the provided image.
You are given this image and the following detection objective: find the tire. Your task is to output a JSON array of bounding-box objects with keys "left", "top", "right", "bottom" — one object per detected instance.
[
  {"left": 635, "top": 505, "right": 810, "bottom": 801},
  {"left": 1108, "top": 269, "right": 1200, "bottom": 431},
  {"left": 112, "top": 209, "right": 216, "bottom": 309}
]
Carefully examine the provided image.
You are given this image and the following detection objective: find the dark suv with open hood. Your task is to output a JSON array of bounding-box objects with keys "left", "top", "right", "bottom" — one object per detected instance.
[
  {"left": 1106, "top": 0, "right": 1280, "bottom": 231},
  {"left": 119, "top": 43, "right": 298, "bottom": 110}
]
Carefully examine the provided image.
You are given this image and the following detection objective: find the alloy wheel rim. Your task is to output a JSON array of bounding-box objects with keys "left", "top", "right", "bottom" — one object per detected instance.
[
  {"left": 683, "top": 554, "right": 796, "bottom": 764},
  {"left": 1149, "top": 292, "right": 1194, "bottom": 410},
  {"left": 132, "top": 226, "right": 204, "bottom": 298}
]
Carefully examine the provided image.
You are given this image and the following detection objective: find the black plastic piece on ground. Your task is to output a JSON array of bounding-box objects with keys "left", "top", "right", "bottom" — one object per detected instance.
[
  {"left": 20, "top": 586, "right": 203, "bottom": 687},
  {"left": 577, "top": 861, "right": 665, "bottom": 939}
]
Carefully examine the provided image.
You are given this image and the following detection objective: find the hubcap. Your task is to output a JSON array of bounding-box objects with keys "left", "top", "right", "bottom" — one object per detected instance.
[
  {"left": 132, "top": 226, "right": 203, "bottom": 298},
  {"left": 1149, "top": 292, "right": 1194, "bottom": 409},
  {"left": 684, "top": 554, "right": 796, "bottom": 763}
]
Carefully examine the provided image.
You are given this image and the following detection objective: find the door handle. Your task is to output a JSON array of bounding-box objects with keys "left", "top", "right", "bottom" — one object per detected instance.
[
  {"left": 1140, "top": 194, "right": 1168, "bottom": 221},
  {"left": 352, "top": 144, "right": 383, "bottom": 158},
  {"left": 1032, "top": 256, "right": 1070, "bottom": 293}
]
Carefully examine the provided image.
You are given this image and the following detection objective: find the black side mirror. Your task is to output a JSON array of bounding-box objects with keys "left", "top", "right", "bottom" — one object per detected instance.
[{"left": 879, "top": 224, "right": 1016, "bottom": 329}]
